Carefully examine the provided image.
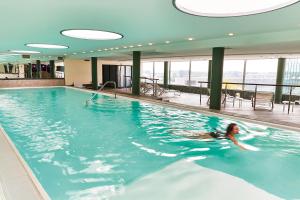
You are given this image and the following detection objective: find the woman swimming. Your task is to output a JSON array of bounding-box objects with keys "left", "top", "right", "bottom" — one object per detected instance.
[{"left": 183, "top": 123, "right": 247, "bottom": 150}]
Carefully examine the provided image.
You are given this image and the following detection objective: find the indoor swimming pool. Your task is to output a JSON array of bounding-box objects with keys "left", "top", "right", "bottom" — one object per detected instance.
[{"left": 0, "top": 87, "right": 299, "bottom": 200}]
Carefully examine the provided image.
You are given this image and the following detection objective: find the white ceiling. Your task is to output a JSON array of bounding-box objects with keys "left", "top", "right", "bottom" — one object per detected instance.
[{"left": 1, "top": 0, "right": 300, "bottom": 63}]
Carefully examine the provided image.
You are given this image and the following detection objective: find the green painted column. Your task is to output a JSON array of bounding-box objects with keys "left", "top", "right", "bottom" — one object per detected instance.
[
  {"left": 132, "top": 51, "right": 141, "bottom": 95},
  {"left": 91, "top": 57, "right": 98, "bottom": 90},
  {"left": 207, "top": 60, "right": 212, "bottom": 88},
  {"left": 275, "top": 58, "right": 286, "bottom": 103},
  {"left": 36, "top": 60, "right": 41, "bottom": 79},
  {"left": 164, "top": 61, "right": 169, "bottom": 88},
  {"left": 209, "top": 47, "right": 225, "bottom": 110},
  {"left": 28, "top": 63, "right": 32, "bottom": 78},
  {"left": 49, "top": 60, "right": 55, "bottom": 78}
]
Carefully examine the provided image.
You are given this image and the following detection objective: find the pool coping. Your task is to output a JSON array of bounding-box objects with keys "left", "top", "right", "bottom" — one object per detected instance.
[
  {"left": 0, "top": 126, "right": 51, "bottom": 200},
  {"left": 68, "top": 86, "right": 300, "bottom": 133}
]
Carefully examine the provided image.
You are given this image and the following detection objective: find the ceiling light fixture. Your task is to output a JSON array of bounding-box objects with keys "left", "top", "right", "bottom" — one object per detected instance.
[
  {"left": 228, "top": 33, "right": 235, "bottom": 36},
  {"left": 129, "top": 45, "right": 134, "bottom": 48},
  {"left": 9, "top": 50, "right": 40, "bottom": 54},
  {"left": 0, "top": 53, "right": 20, "bottom": 57},
  {"left": 188, "top": 37, "right": 194, "bottom": 41},
  {"left": 123, "top": 46, "right": 128, "bottom": 49},
  {"left": 90, "top": 51, "right": 94, "bottom": 53},
  {"left": 165, "top": 41, "right": 171, "bottom": 44},
  {"left": 148, "top": 43, "right": 153, "bottom": 46},
  {"left": 173, "top": 0, "right": 299, "bottom": 17},
  {"left": 137, "top": 44, "right": 143, "bottom": 47},
  {"left": 26, "top": 43, "right": 69, "bottom": 49},
  {"left": 61, "top": 29, "right": 123, "bottom": 40}
]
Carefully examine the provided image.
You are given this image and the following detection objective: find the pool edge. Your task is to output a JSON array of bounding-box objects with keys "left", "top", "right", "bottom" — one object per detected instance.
[{"left": 0, "top": 126, "right": 51, "bottom": 200}]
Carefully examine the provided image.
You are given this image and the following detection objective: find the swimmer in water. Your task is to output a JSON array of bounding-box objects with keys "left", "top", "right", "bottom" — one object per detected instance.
[{"left": 184, "top": 123, "right": 246, "bottom": 150}]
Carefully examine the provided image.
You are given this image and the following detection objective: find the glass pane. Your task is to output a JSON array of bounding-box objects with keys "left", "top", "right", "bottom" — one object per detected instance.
[
  {"left": 223, "top": 60, "right": 244, "bottom": 90},
  {"left": 154, "top": 62, "right": 164, "bottom": 84},
  {"left": 245, "top": 59, "right": 277, "bottom": 92},
  {"left": 170, "top": 61, "right": 190, "bottom": 85},
  {"left": 190, "top": 60, "right": 209, "bottom": 86},
  {"left": 141, "top": 62, "right": 153, "bottom": 79},
  {"left": 284, "top": 59, "right": 300, "bottom": 95}
]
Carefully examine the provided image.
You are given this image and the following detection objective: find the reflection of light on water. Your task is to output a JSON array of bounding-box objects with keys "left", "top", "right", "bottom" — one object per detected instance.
[
  {"left": 220, "top": 142, "right": 230, "bottom": 145},
  {"left": 185, "top": 156, "right": 207, "bottom": 162},
  {"left": 189, "top": 148, "right": 210, "bottom": 152},
  {"left": 67, "top": 184, "right": 124, "bottom": 200},
  {"left": 81, "top": 160, "right": 114, "bottom": 174},
  {"left": 220, "top": 146, "right": 231, "bottom": 150},
  {"left": 240, "top": 135, "right": 254, "bottom": 141},
  {"left": 132, "top": 142, "right": 177, "bottom": 157}
]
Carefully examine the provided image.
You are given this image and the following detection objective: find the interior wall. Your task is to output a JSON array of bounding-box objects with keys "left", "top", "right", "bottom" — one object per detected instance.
[
  {"left": 64, "top": 59, "right": 132, "bottom": 86},
  {"left": 64, "top": 59, "right": 91, "bottom": 85}
]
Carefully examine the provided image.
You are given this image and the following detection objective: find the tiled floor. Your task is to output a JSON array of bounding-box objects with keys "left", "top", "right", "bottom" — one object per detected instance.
[
  {"left": 0, "top": 128, "right": 45, "bottom": 200},
  {"left": 114, "top": 88, "right": 300, "bottom": 130}
]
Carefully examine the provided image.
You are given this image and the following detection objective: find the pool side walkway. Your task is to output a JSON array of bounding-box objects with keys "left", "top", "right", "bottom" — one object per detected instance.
[{"left": 0, "top": 127, "right": 46, "bottom": 200}]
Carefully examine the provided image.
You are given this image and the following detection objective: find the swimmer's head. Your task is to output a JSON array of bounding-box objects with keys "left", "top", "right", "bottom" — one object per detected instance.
[{"left": 225, "top": 123, "right": 239, "bottom": 137}]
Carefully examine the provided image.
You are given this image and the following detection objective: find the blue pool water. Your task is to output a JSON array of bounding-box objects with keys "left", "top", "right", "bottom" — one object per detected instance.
[{"left": 0, "top": 87, "right": 300, "bottom": 200}]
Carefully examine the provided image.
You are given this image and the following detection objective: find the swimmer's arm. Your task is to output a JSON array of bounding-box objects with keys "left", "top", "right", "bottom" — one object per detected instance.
[{"left": 229, "top": 136, "right": 247, "bottom": 150}]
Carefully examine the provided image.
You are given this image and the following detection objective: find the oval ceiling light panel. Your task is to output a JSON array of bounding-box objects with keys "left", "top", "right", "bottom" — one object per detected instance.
[
  {"left": 174, "top": 0, "right": 299, "bottom": 17},
  {"left": 26, "top": 43, "right": 69, "bottom": 49},
  {"left": 61, "top": 29, "right": 123, "bottom": 40},
  {"left": 10, "top": 50, "right": 40, "bottom": 54}
]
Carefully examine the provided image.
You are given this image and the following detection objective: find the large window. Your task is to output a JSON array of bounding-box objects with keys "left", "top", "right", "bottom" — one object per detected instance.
[
  {"left": 169, "top": 61, "right": 190, "bottom": 85},
  {"left": 245, "top": 59, "right": 277, "bottom": 91},
  {"left": 141, "top": 62, "right": 153, "bottom": 79},
  {"left": 223, "top": 60, "right": 245, "bottom": 90},
  {"left": 154, "top": 62, "right": 164, "bottom": 84},
  {"left": 284, "top": 59, "right": 300, "bottom": 95},
  {"left": 190, "top": 61, "right": 209, "bottom": 86}
]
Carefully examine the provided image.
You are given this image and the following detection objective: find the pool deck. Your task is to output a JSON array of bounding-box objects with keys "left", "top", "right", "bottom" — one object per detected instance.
[{"left": 0, "top": 127, "right": 48, "bottom": 200}]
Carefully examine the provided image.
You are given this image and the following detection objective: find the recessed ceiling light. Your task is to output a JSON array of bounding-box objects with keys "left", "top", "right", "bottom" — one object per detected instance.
[
  {"left": 97, "top": 49, "right": 102, "bottom": 52},
  {"left": 123, "top": 46, "right": 128, "bottom": 49},
  {"left": 73, "top": 53, "right": 77, "bottom": 55},
  {"left": 129, "top": 45, "right": 134, "bottom": 48},
  {"left": 115, "top": 47, "right": 119, "bottom": 50},
  {"left": 165, "top": 41, "right": 171, "bottom": 44},
  {"left": 104, "top": 49, "right": 108, "bottom": 51},
  {"left": 61, "top": 29, "right": 123, "bottom": 40},
  {"left": 174, "top": 0, "right": 298, "bottom": 17},
  {"left": 110, "top": 48, "right": 114, "bottom": 50},
  {"left": 228, "top": 33, "right": 235, "bottom": 36},
  {"left": 0, "top": 53, "right": 19, "bottom": 57},
  {"left": 90, "top": 50, "right": 94, "bottom": 53},
  {"left": 137, "top": 44, "right": 143, "bottom": 47},
  {"left": 26, "top": 43, "right": 69, "bottom": 49},
  {"left": 148, "top": 43, "right": 153, "bottom": 46},
  {"left": 82, "top": 52, "right": 86, "bottom": 54},
  {"left": 64, "top": 54, "right": 67, "bottom": 56},
  {"left": 10, "top": 50, "right": 40, "bottom": 54},
  {"left": 188, "top": 37, "right": 194, "bottom": 41}
]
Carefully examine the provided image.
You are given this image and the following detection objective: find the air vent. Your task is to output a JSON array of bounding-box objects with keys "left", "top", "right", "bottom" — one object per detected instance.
[{"left": 22, "top": 55, "right": 30, "bottom": 59}]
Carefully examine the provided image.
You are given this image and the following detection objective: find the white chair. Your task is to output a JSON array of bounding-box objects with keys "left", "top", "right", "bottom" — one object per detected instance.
[
  {"left": 253, "top": 92, "right": 274, "bottom": 111},
  {"left": 235, "top": 92, "right": 244, "bottom": 108}
]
